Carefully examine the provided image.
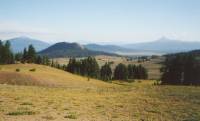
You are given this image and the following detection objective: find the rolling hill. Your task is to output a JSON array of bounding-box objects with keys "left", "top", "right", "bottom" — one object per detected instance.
[
  {"left": 5, "top": 36, "right": 50, "bottom": 53},
  {"left": 38, "top": 42, "right": 117, "bottom": 58},
  {"left": 0, "top": 64, "right": 112, "bottom": 88}
]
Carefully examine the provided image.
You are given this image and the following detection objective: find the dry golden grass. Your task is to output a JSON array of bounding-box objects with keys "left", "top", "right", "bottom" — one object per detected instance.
[
  {"left": 0, "top": 64, "right": 199, "bottom": 121},
  {"left": 0, "top": 64, "right": 113, "bottom": 88}
]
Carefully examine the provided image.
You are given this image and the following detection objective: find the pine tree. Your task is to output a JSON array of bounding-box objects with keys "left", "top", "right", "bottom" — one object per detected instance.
[
  {"left": 27, "top": 45, "right": 36, "bottom": 63},
  {"left": 100, "top": 63, "right": 112, "bottom": 81},
  {"left": 15, "top": 53, "right": 23, "bottom": 62},
  {"left": 114, "top": 63, "right": 128, "bottom": 80},
  {"left": 0, "top": 40, "right": 3, "bottom": 64},
  {"left": 0, "top": 41, "right": 14, "bottom": 64},
  {"left": 22, "top": 48, "right": 28, "bottom": 63},
  {"left": 36, "top": 55, "right": 42, "bottom": 64}
]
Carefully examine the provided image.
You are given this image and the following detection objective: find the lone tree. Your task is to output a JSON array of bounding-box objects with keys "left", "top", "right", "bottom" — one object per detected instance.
[{"left": 100, "top": 62, "right": 112, "bottom": 81}]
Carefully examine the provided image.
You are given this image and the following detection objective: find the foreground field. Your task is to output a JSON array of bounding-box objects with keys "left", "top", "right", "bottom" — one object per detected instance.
[{"left": 0, "top": 64, "right": 199, "bottom": 121}]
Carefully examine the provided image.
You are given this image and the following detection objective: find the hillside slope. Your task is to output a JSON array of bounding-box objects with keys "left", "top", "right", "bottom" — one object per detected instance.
[
  {"left": 0, "top": 64, "right": 113, "bottom": 88},
  {"left": 0, "top": 64, "right": 200, "bottom": 121}
]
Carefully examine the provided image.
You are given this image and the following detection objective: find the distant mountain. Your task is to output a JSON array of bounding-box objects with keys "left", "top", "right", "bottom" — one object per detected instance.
[
  {"left": 85, "top": 43, "right": 165, "bottom": 56},
  {"left": 123, "top": 37, "right": 200, "bottom": 53},
  {"left": 189, "top": 49, "right": 200, "bottom": 56},
  {"left": 38, "top": 42, "right": 117, "bottom": 58},
  {"left": 5, "top": 37, "right": 50, "bottom": 53},
  {"left": 85, "top": 44, "right": 133, "bottom": 53}
]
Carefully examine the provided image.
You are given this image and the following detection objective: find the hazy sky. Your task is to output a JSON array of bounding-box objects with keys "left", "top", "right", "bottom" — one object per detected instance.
[{"left": 0, "top": 0, "right": 200, "bottom": 44}]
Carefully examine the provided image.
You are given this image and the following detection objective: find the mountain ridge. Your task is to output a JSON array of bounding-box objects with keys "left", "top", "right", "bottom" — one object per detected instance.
[
  {"left": 4, "top": 36, "right": 50, "bottom": 53},
  {"left": 123, "top": 37, "right": 200, "bottom": 53}
]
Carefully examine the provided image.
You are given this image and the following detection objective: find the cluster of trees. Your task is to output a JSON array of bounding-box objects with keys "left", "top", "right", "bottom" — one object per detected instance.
[
  {"left": 66, "top": 57, "right": 148, "bottom": 81},
  {"left": 161, "top": 53, "right": 200, "bottom": 85},
  {"left": 15, "top": 45, "right": 50, "bottom": 65},
  {"left": 114, "top": 63, "right": 148, "bottom": 80},
  {"left": 0, "top": 40, "right": 50, "bottom": 65},
  {"left": 0, "top": 41, "right": 14, "bottom": 64},
  {"left": 66, "top": 57, "right": 100, "bottom": 79}
]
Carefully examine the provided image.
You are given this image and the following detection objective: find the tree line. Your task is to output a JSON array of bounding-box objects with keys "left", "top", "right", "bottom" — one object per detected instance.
[
  {"left": 66, "top": 58, "right": 148, "bottom": 81},
  {"left": 161, "top": 53, "right": 200, "bottom": 85}
]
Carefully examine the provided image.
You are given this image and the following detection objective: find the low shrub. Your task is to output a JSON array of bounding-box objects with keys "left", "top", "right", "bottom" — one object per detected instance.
[
  {"left": 29, "top": 68, "right": 36, "bottom": 72},
  {"left": 7, "top": 111, "right": 36, "bottom": 116},
  {"left": 64, "top": 112, "right": 77, "bottom": 119},
  {"left": 16, "top": 68, "right": 20, "bottom": 72}
]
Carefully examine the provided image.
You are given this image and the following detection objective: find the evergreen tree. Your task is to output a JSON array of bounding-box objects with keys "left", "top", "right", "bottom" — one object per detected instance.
[
  {"left": 100, "top": 63, "right": 112, "bottom": 81},
  {"left": 114, "top": 63, "right": 128, "bottom": 80},
  {"left": 15, "top": 53, "right": 23, "bottom": 62},
  {"left": 0, "top": 40, "right": 3, "bottom": 64},
  {"left": 161, "top": 53, "right": 200, "bottom": 85},
  {"left": 67, "top": 58, "right": 77, "bottom": 73},
  {"left": 127, "top": 64, "right": 135, "bottom": 79},
  {"left": 27, "top": 45, "right": 36, "bottom": 63},
  {"left": 42, "top": 56, "right": 50, "bottom": 65},
  {"left": 0, "top": 41, "right": 14, "bottom": 64},
  {"left": 35, "top": 55, "right": 42, "bottom": 64},
  {"left": 22, "top": 48, "right": 28, "bottom": 63}
]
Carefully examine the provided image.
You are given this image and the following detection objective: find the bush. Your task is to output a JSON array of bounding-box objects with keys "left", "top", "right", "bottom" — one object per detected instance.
[
  {"left": 29, "top": 68, "right": 36, "bottom": 72},
  {"left": 7, "top": 111, "right": 35, "bottom": 116},
  {"left": 16, "top": 68, "right": 20, "bottom": 72},
  {"left": 64, "top": 112, "right": 77, "bottom": 119}
]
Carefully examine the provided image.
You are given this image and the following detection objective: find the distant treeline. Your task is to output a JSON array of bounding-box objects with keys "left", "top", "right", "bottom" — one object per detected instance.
[
  {"left": 0, "top": 40, "right": 148, "bottom": 81},
  {"left": 161, "top": 52, "right": 200, "bottom": 85}
]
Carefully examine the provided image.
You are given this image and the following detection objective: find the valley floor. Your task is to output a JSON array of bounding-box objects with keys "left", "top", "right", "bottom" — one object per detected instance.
[{"left": 0, "top": 81, "right": 200, "bottom": 121}]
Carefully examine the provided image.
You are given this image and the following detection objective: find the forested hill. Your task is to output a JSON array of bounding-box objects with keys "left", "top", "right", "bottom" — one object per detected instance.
[
  {"left": 38, "top": 42, "right": 117, "bottom": 58},
  {"left": 161, "top": 49, "right": 200, "bottom": 85}
]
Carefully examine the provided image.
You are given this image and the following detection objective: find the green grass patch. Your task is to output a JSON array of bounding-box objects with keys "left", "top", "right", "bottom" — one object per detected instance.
[
  {"left": 64, "top": 112, "right": 77, "bottom": 119},
  {"left": 20, "top": 102, "right": 33, "bottom": 105},
  {"left": 7, "top": 110, "right": 36, "bottom": 116}
]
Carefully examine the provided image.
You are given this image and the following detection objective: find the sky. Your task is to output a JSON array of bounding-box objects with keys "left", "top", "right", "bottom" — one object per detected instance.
[{"left": 0, "top": 0, "right": 200, "bottom": 44}]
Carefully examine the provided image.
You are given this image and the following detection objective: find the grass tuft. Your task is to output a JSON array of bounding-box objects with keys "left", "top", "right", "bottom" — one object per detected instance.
[
  {"left": 20, "top": 102, "right": 33, "bottom": 105},
  {"left": 64, "top": 112, "right": 77, "bottom": 119},
  {"left": 29, "top": 68, "right": 36, "bottom": 72},
  {"left": 7, "top": 111, "right": 36, "bottom": 116}
]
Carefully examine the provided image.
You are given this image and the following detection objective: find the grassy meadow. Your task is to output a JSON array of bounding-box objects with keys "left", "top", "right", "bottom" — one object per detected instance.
[{"left": 0, "top": 64, "right": 199, "bottom": 121}]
